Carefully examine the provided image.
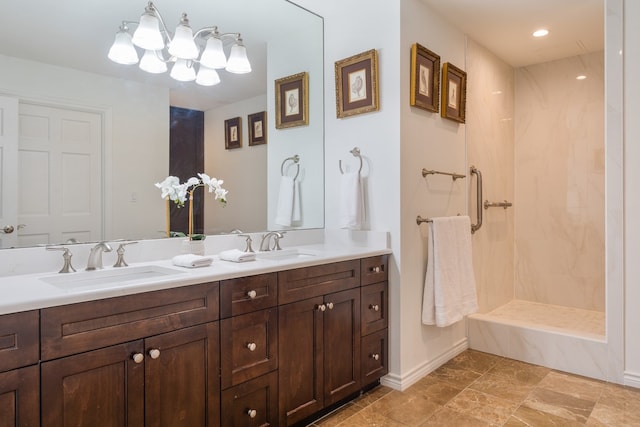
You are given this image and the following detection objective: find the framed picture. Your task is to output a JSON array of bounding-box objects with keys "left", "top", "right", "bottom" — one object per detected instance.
[
  {"left": 335, "top": 49, "right": 379, "bottom": 118},
  {"left": 224, "top": 117, "right": 242, "bottom": 149},
  {"left": 275, "top": 72, "right": 308, "bottom": 129},
  {"left": 440, "top": 62, "right": 467, "bottom": 123},
  {"left": 248, "top": 111, "right": 267, "bottom": 146},
  {"left": 410, "top": 43, "right": 440, "bottom": 112}
]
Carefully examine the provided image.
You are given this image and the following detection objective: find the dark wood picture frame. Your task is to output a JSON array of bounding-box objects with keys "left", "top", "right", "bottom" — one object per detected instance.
[
  {"left": 224, "top": 116, "right": 242, "bottom": 149},
  {"left": 275, "top": 72, "right": 308, "bottom": 129},
  {"left": 335, "top": 49, "right": 379, "bottom": 118},
  {"left": 410, "top": 43, "right": 440, "bottom": 112},
  {"left": 440, "top": 62, "right": 467, "bottom": 123},
  {"left": 248, "top": 111, "right": 267, "bottom": 146}
]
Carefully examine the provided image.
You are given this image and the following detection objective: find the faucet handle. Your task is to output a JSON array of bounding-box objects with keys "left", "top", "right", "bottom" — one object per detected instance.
[
  {"left": 238, "top": 235, "right": 254, "bottom": 253},
  {"left": 113, "top": 241, "right": 138, "bottom": 267},
  {"left": 46, "top": 246, "right": 76, "bottom": 273},
  {"left": 273, "top": 232, "right": 285, "bottom": 251}
]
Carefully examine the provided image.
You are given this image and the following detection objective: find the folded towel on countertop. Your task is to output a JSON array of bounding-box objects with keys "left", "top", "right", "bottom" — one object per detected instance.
[
  {"left": 422, "top": 216, "right": 478, "bottom": 327},
  {"left": 172, "top": 254, "right": 213, "bottom": 268},
  {"left": 218, "top": 249, "right": 256, "bottom": 263},
  {"left": 339, "top": 171, "right": 364, "bottom": 229}
]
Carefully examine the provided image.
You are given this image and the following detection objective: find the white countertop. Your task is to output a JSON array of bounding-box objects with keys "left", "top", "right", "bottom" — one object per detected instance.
[{"left": 0, "top": 236, "right": 391, "bottom": 315}]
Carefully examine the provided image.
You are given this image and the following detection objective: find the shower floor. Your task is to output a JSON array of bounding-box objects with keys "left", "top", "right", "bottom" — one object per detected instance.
[{"left": 483, "top": 299, "right": 605, "bottom": 339}]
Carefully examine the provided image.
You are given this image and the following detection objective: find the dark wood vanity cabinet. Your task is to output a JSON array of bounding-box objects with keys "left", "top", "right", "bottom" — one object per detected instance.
[
  {"left": 360, "top": 256, "right": 389, "bottom": 383},
  {"left": 0, "top": 310, "right": 40, "bottom": 427},
  {"left": 40, "top": 283, "right": 221, "bottom": 427}
]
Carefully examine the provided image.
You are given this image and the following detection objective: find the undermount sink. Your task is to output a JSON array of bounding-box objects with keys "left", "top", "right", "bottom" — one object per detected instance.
[
  {"left": 40, "top": 265, "right": 185, "bottom": 291},
  {"left": 254, "top": 248, "right": 317, "bottom": 260}
]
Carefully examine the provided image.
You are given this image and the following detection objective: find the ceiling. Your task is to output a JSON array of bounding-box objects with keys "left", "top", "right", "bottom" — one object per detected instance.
[{"left": 420, "top": 0, "right": 604, "bottom": 67}]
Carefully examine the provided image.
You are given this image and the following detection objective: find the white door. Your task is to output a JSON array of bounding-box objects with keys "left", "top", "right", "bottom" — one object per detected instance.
[
  {"left": 17, "top": 102, "right": 103, "bottom": 247},
  {"left": 0, "top": 96, "right": 19, "bottom": 248}
]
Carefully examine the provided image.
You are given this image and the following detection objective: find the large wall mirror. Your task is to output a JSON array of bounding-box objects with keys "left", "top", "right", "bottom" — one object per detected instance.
[{"left": 0, "top": 0, "right": 324, "bottom": 249}]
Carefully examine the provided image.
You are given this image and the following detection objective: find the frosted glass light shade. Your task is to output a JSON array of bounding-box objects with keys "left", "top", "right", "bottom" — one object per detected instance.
[
  {"left": 225, "top": 43, "right": 251, "bottom": 74},
  {"left": 196, "top": 65, "right": 221, "bottom": 86},
  {"left": 132, "top": 13, "right": 164, "bottom": 50},
  {"left": 168, "top": 23, "right": 199, "bottom": 59},
  {"left": 170, "top": 59, "right": 196, "bottom": 81},
  {"left": 139, "top": 50, "right": 167, "bottom": 73},
  {"left": 108, "top": 30, "right": 139, "bottom": 65},
  {"left": 199, "top": 36, "right": 227, "bottom": 69}
]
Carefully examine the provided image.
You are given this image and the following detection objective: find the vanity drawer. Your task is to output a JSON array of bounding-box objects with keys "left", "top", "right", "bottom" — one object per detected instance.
[
  {"left": 361, "top": 329, "right": 388, "bottom": 385},
  {"left": 361, "top": 281, "right": 388, "bottom": 336},
  {"left": 221, "top": 371, "right": 278, "bottom": 427},
  {"left": 0, "top": 310, "right": 39, "bottom": 373},
  {"left": 220, "top": 273, "right": 277, "bottom": 318},
  {"left": 361, "top": 255, "right": 388, "bottom": 286},
  {"left": 221, "top": 308, "right": 278, "bottom": 389},
  {"left": 278, "top": 259, "right": 360, "bottom": 304},
  {"left": 41, "top": 282, "right": 219, "bottom": 360}
]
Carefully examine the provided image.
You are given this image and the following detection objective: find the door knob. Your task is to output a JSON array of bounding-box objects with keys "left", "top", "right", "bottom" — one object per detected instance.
[
  {"left": 148, "top": 348, "right": 161, "bottom": 359},
  {"left": 132, "top": 353, "right": 144, "bottom": 364}
]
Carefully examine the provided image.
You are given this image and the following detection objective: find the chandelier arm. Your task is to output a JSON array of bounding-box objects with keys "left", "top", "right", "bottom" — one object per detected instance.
[
  {"left": 145, "top": 2, "right": 173, "bottom": 45},
  {"left": 193, "top": 26, "right": 218, "bottom": 39}
]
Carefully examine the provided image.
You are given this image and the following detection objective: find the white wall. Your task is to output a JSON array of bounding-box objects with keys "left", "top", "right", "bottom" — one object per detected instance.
[{"left": 0, "top": 54, "right": 170, "bottom": 241}]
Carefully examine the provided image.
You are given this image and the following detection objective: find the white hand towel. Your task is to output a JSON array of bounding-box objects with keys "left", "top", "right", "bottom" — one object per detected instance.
[
  {"left": 339, "top": 172, "right": 364, "bottom": 229},
  {"left": 172, "top": 254, "right": 213, "bottom": 268},
  {"left": 218, "top": 249, "right": 256, "bottom": 263},
  {"left": 422, "top": 216, "right": 478, "bottom": 327},
  {"left": 292, "top": 180, "right": 301, "bottom": 222},
  {"left": 275, "top": 176, "right": 295, "bottom": 226}
]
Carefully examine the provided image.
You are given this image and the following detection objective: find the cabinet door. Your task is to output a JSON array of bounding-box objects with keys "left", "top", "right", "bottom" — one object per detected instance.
[
  {"left": 145, "top": 322, "right": 220, "bottom": 427},
  {"left": 278, "top": 296, "right": 324, "bottom": 426},
  {"left": 221, "top": 371, "right": 278, "bottom": 427},
  {"left": 361, "top": 329, "right": 388, "bottom": 385},
  {"left": 323, "top": 288, "right": 361, "bottom": 406},
  {"left": 0, "top": 365, "right": 39, "bottom": 427},
  {"left": 41, "top": 340, "right": 145, "bottom": 427}
]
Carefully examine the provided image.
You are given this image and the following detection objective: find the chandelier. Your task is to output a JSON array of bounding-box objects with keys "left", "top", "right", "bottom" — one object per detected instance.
[{"left": 107, "top": 1, "right": 251, "bottom": 86}]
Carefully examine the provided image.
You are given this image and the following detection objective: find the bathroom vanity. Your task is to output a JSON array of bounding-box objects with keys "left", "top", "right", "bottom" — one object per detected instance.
[{"left": 0, "top": 240, "right": 389, "bottom": 426}]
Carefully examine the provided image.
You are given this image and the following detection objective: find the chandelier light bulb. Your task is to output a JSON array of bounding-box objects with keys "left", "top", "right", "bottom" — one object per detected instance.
[
  {"left": 168, "top": 14, "right": 199, "bottom": 60},
  {"left": 170, "top": 58, "right": 196, "bottom": 81},
  {"left": 225, "top": 38, "right": 251, "bottom": 74},
  {"left": 139, "top": 50, "right": 167, "bottom": 73},
  {"left": 108, "top": 28, "right": 139, "bottom": 65},
  {"left": 196, "top": 65, "right": 221, "bottom": 86},
  {"left": 199, "top": 36, "right": 227, "bottom": 69},
  {"left": 132, "top": 9, "right": 164, "bottom": 50}
]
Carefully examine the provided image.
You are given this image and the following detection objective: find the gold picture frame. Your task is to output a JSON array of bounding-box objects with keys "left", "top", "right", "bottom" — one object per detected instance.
[
  {"left": 248, "top": 111, "right": 267, "bottom": 146},
  {"left": 440, "top": 62, "right": 467, "bottom": 123},
  {"left": 410, "top": 43, "right": 440, "bottom": 112},
  {"left": 224, "top": 116, "right": 242, "bottom": 149},
  {"left": 335, "top": 49, "right": 379, "bottom": 118},
  {"left": 275, "top": 72, "right": 309, "bottom": 129}
]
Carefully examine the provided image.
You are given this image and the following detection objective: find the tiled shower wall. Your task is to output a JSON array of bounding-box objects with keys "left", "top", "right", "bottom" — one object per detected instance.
[{"left": 514, "top": 51, "right": 605, "bottom": 312}]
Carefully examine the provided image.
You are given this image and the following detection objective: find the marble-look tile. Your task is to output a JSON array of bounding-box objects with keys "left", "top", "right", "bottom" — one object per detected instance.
[
  {"left": 405, "top": 377, "right": 464, "bottom": 406},
  {"left": 596, "top": 383, "right": 640, "bottom": 413},
  {"left": 335, "top": 406, "right": 406, "bottom": 427},
  {"left": 384, "top": 396, "right": 441, "bottom": 426},
  {"left": 428, "top": 364, "right": 483, "bottom": 389},
  {"left": 588, "top": 401, "right": 640, "bottom": 427},
  {"left": 445, "top": 389, "right": 518, "bottom": 425},
  {"left": 469, "top": 372, "right": 536, "bottom": 403},
  {"left": 537, "top": 370, "right": 605, "bottom": 401},
  {"left": 522, "top": 387, "right": 596, "bottom": 423},
  {"left": 443, "top": 349, "right": 503, "bottom": 374},
  {"left": 419, "top": 407, "right": 493, "bottom": 427},
  {"left": 488, "top": 358, "right": 550, "bottom": 385},
  {"left": 315, "top": 403, "right": 361, "bottom": 427},
  {"left": 505, "top": 405, "right": 584, "bottom": 427},
  {"left": 352, "top": 385, "right": 393, "bottom": 407}
]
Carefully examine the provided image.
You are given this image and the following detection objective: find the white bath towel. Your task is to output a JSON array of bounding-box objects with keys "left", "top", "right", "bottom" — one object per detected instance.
[
  {"left": 422, "top": 216, "right": 478, "bottom": 327},
  {"left": 172, "top": 254, "right": 213, "bottom": 268},
  {"left": 218, "top": 249, "right": 256, "bottom": 263},
  {"left": 275, "top": 176, "right": 296, "bottom": 226},
  {"left": 339, "top": 172, "right": 364, "bottom": 229},
  {"left": 292, "top": 180, "right": 301, "bottom": 222}
]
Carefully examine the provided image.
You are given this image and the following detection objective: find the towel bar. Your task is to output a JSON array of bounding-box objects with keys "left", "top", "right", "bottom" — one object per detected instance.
[
  {"left": 484, "top": 200, "right": 513, "bottom": 209},
  {"left": 421, "top": 168, "right": 466, "bottom": 180}
]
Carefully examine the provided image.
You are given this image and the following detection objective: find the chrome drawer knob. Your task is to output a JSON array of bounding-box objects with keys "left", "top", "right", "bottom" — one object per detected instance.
[
  {"left": 371, "top": 353, "right": 380, "bottom": 361},
  {"left": 247, "top": 290, "right": 257, "bottom": 299},
  {"left": 247, "top": 342, "right": 257, "bottom": 351},
  {"left": 369, "top": 304, "right": 380, "bottom": 312},
  {"left": 132, "top": 353, "right": 144, "bottom": 364},
  {"left": 247, "top": 409, "right": 257, "bottom": 418},
  {"left": 148, "top": 348, "right": 161, "bottom": 359}
]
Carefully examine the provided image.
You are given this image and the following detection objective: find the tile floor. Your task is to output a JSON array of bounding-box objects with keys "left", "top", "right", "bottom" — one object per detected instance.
[{"left": 308, "top": 350, "right": 640, "bottom": 426}]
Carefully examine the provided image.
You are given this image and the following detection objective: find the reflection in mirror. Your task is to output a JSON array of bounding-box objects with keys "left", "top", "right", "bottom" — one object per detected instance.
[{"left": 0, "top": 0, "right": 324, "bottom": 249}]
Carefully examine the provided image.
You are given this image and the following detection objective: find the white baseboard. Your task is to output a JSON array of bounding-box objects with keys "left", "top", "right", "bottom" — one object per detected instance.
[
  {"left": 624, "top": 370, "right": 640, "bottom": 389},
  {"left": 380, "top": 338, "right": 468, "bottom": 391}
]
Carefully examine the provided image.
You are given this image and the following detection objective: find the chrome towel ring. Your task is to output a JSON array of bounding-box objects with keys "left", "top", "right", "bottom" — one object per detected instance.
[
  {"left": 281, "top": 155, "right": 300, "bottom": 181},
  {"left": 339, "top": 147, "right": 363, "bottom": 174}
]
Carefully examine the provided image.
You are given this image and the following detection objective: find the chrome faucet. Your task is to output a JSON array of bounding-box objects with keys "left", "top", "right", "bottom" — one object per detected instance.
[
  {"left": 86, "top": 241, "right": 112, "bottom": 270},
  {"left": 259, "top": 231, "right": 285, "bottom": 251}
]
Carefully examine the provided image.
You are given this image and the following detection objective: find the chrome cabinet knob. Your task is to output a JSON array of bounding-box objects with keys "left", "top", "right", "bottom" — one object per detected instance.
[
  {"left": 132, "top": 353, "right": 144, "bottom": 364},
  {"left": 315, "top": 304, "right": 326, "bottom": 312},
  {"left": 247, "top": 290, "right": 257, "bottom": 299},
  {"left": 369, "top": 304, "right": 380, "bottom": 312},
  {"left": 247, "top": 342, "right": 257, "bottom": 351},
  {"left": 247, "top": 409, "right": 257, "bottom": 418},
  {"left": 370, "top": 353, "right": 380, "bottom": 361},
  {"left": 148, "top": 348, "right": 161, "bottom": 359},
  {"left": 326, "top": 302, "right": 334, "bottom": 310}
]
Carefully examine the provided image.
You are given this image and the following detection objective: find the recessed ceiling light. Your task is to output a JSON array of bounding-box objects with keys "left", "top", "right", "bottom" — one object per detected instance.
[
  {"left": 576, "top": 75, "right": 587, "bottom": 80},
  {"left": 533, "top": 29, "right": 549, "bottom": 38}
]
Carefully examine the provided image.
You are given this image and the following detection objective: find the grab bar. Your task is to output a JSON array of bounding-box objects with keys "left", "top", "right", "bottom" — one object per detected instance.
[
  {"left": 484, "top": 200, "right": 512, "bottom": 210},
  {"left": 421, "top": 168, "right": 466, "bottom": 181},
  {"left": 470, "top": 165, "right": 482, "bottom": 233},
  {"left": 280, "top": 155, "right": 300, "bottom": 181}
]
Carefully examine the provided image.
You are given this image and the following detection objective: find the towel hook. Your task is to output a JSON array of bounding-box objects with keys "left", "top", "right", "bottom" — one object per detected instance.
[
  {"left": 281, "top": 155, "right": 300, "bottom": 181},
  {"left": 339, "top": 147, "right": 363, "bottom": 174}
]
